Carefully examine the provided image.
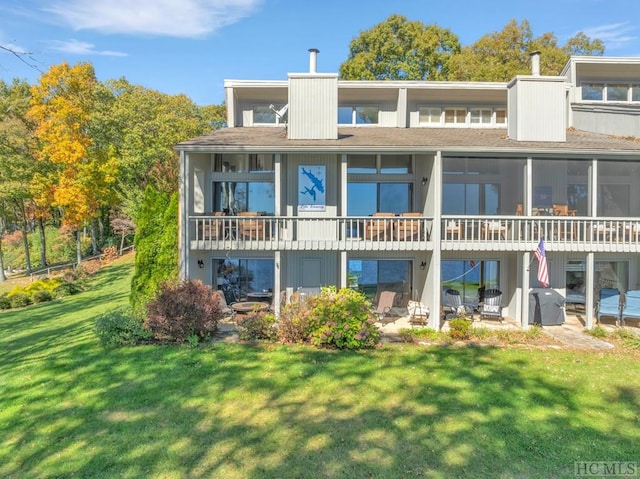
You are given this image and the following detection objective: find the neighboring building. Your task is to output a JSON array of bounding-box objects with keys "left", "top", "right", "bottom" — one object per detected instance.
[{"left": 176, "top": 49, "right": 640, "bottom": 329}]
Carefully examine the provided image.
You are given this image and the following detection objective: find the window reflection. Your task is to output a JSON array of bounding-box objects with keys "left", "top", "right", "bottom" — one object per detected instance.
[
  {"left": 348, "top": 259, "right": 411, "bottom": 306},
  {"left": 216, "top": 258, "right": 274, "bottom": 302},
  {"left": 214, "top": 182, "right": 274, "bottom": 215}
]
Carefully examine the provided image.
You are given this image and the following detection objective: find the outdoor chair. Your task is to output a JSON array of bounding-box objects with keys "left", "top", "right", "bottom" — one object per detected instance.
[
  {"left": 394, "top": 212, "right": 422, "bottom": 241},
  {"left": 238, "top": 212, "right": 267, "bottom": 240},
  {"left": 480, "top": 289, "right": 503, "bottom": 322},
  {"left": 373, "top": 290, "right": 396, "bottom": 322},
  {"left": 445, "top": 219, "right": 462, "bottom": 239},
  {"left": 443, "top": 288, "right": 471, "bottom": 320},
  {"left": 199, "top": 211, "right": 225, "bottom": 240},
  {"left": 621, "top": 290, "right": 640, "bottom": 325},
  {"left": 364, "top": 212, "right": 395, "bottom": 240},
  {"left": 213, "top": 290, "right": 236, "bottom": 320},
  {"left": 482, "top": 220, "right": 508, "bottom": 240},
  {"left": 596, "top": 288, "right": 621, "bottom": 325}
]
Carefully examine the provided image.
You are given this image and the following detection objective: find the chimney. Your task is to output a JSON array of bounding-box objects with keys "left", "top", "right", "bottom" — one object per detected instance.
[
  {"left": 530, "top": 50, "right": 541, "bottom": 76},
  {"left": 309, "top": 48, "right": 319, "bottom": 73}
]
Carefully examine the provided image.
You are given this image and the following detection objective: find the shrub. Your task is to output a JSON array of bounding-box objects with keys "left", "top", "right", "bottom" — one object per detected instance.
[
  {"left": 144, "top": 280, "right": 222, "bottom": 343},
  {"left": 0, "top": 294, "right": 11, "bottom": 310},
  {"left": 53, "top": 282, "right": 83, "bottom": 298},
  {"left": 10, "top": 293, "right": 31, "bottom": 309},
  {"left": 448, "top": 318, "right": 472, "bottom": 340},
  {"left": 95, "top": 307, "right": 152, "bottom": 348},
  {"left": 25, "top": 278, "right": 63, "bottom": 294},
  {"left": 306, "top": 287, "right": 381, "bottom": 349},
  {"left": 238, "top": 311, "right": 278, "bottom": 341},
  {"left": 32, "top": 290, "right": 53, "bottom": 304},
  {"left": 277, "top": 300, "right": 316, "bottom": 344},
  {"left": 523, "top": 324, "right": 543, "bottom": 339}
]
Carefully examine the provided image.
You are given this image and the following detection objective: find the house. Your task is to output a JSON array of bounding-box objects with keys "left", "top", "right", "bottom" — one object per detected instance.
[{"left": 176, "top": 49, "right": 640, "bottom": 329}]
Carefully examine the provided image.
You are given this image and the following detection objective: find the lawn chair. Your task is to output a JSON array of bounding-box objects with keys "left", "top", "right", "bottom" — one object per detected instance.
[
  {"left": 408, "top": 290, "right": 429, "bottom": 327},
  {"left": 621, "top": 290, "right": 640, "bottom": 325},
  {"left": 213, "top": 290, "right": 236, "bottom": 321},
  {"left": 443, "top": 288, "right": 470, "bottom": 320},
  {"left": 480, "top": 289, "right": 503, "bottom": 322},
  {"left": 596, "top": 288, "right": 621, "bottom": 325},
  {"left": 373, "top": 291, "right": 396, "bottom": 322}
]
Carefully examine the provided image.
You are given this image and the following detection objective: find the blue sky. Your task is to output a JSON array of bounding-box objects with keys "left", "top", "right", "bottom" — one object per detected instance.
[{"left": 1, "top": 0, "right": 639, "bottom": 105}]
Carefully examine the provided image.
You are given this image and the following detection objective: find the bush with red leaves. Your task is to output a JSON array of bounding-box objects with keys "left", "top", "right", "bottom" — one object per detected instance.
[{"left": 144, "top": 280, "right": 223, "bottom": 343}]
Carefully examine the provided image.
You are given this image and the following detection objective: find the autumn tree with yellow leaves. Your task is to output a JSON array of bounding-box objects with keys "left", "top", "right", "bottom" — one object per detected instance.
[{"left": 27, "top": 62, "right": 119, "bottom": 263}]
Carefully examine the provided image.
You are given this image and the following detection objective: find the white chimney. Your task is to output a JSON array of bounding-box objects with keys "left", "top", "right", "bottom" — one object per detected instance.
[
  {"left": 309, "top": 48, "right": 319, "bottom": 73},
  {"left": 530, "top": 50, "right": 541, "bottom": 76}
]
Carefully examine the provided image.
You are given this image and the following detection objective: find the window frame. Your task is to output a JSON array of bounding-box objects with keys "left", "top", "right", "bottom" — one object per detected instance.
[
  {"left": 338, "top": 105, "right": 380, "bottom": 126},
  {"left": 252, "top": 104, "right": 288, "bottom": 126}
]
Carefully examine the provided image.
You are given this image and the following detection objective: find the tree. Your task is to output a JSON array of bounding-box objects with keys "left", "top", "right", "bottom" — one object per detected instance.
[
  {"left": 104, "top": 79, "right": 216, "bottom": 220},
  {"left": 27, "top": 62, "right": 119, "bottom": 264},
  {"left": 0, "top": 78, "right": 42, "bottom": 273},
  {"left": 339, "top": 14, "right": 460, "bottom": 80},
  {"left": 447, "top": 20, "right": 604, "bottom": 81},
  {"left": 130, "top": 186, "right": 178, "bottom": 316}
]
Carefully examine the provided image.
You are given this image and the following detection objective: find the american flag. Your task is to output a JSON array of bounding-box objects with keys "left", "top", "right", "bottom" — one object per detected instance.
[{"left": 535, "top": 238, "right": 549, "bottom": 288}]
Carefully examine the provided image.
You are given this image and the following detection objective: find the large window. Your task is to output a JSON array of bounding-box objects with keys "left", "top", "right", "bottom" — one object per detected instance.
[
  {"left": 213, "top": 182, "right": 274, "bottom": 215},
  {"left": 582, "top": 83, "right": 640, "bottom": 102},
  {"left": 442, "top": 260, "right": 500, "bottom": 305},
  {"left": 216, "top": 258, "right": 274, "bottom": 302},
  {"left": 338, "top": 105, "right": 379, "bottom": 125},
  {"left": 532, "top": 159, "right": 590, "bottom": 216},
  {"left": 598, "top": 160, "right": 640, "bottom": 217},
  {"left": 348, "top": 259, "right": 411, "bottom": 306},
  {"left": 347, "top": 183, "right": 411, "bottom": 216}
]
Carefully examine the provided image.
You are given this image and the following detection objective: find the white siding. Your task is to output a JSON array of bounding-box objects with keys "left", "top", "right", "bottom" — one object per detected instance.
[
  {"left": 572, "top": 106, "right": 640, "bottom": 137},
  {"left": 288, "top": 74, "right": 338, "bottom": 139},
  {"left": 508, "top": 76, "right": 566, "bottom": 142}
]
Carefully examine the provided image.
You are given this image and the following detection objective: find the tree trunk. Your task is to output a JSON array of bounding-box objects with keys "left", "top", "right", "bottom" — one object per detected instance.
[
  {"left": 14, "top": 199, "right": 32, "bottom": 274},
  {"left": 0, "top": 239, "right": 6, "bottom": 282},
  {"left": 91, "top": 219, "right": 98, "bottom": 256},
  {"left": 76, "top": 230, "right": 82, "bottom": 265},
  {"left": 120, "top": 232, "right": 126, "bottom": 256},
  {"left": 38, "top": 216, "right": 47, "bottom": 267}
]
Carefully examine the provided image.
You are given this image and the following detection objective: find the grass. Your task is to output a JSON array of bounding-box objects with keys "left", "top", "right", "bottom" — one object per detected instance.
[{"left": 1, "top": 256, "right": 639, "bottom": 478}]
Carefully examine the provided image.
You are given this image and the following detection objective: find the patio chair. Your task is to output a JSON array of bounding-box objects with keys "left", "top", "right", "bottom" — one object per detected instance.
[
  {"left": 480, "top": 289, "right": 503, "bottom": 322},
  {"left": 596, "top": 288, "right": 621, "bottom": 325},
  {"left": 621, "top": 290, "right": 640, "bottom": 325},
  {"left": 238, "top": 212, "right": 267, "bottom": 240},
  {"left": 199, "top": 211, "right": 225, "bottom": 240},
  {"left": 213, "top": 290, "right": 236, "bottom": 320},
  {"left": 443, "top": 288, "right": 471, "bottom": 320},
  {"left": 364, "top": 212, "right": 395, "bottom": 240},
  {"left": 444, "top": 219, "right": 462, "bottom": 240},
  {"left": 394, "top": 212, "right": 422, "bottom": 241},
  {"left": 373, "top": 290, "right": 396, "bottom": 322},
  {"left": 482, "top": 220, "right": 508, "bottom": 240}
]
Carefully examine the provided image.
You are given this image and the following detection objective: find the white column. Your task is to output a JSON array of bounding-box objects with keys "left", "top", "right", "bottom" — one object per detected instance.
[
  {"left": 274, "top": 250, "right": 281, "bottom": 317},
  {"left": 585, "top": 252, "right": 595, "bottom": 329},
  {"left": 521, "top": 251, "right": 531, "bottom": 329},
  {"left": 179, "top": 151, "right": 189, "bottom": 281},
  {"left": 428, "top": 150, "right": 443, "bottom": 329}
]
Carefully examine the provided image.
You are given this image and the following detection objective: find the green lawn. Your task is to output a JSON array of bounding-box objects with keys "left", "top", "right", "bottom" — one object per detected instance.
[{"left": 1, "top": 257, "right": 639, "bottom": 478}]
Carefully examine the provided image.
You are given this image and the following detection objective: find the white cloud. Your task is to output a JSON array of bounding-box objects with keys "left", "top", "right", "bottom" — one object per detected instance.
[
  {"left": 580, "top": 22, "right": 637, "bottom": 50},
  {"left": 48, "top": 39, "right": 128, "bottom": 56},
  {"left": 44, "top": 0, "right": 263, "bottom": 38}
]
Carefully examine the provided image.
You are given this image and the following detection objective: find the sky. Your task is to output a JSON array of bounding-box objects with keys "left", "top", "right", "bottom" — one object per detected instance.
[{"left": 1, "top": 0, "right": 639, "bottom": 106}]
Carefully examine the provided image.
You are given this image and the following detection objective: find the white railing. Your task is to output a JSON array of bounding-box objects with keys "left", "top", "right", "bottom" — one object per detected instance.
[
  {"left": 189, "top": 215, "right": 433, "bottom": 251},
  {"left": 441, "top": 216, "right": 640, "bottom": 251},
  {"left": 190, "top": 215, "right": 640, "bottom": 252}
]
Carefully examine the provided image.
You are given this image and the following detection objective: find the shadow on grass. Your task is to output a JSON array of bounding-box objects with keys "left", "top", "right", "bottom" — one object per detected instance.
[{"left": 1, "top": 259, "right": 638, "bottom": 478}]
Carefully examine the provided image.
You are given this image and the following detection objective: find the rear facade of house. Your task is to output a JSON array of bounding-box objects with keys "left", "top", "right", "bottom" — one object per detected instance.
[{"left": 176, "top": 50, "right": 640, "bottom": 329}]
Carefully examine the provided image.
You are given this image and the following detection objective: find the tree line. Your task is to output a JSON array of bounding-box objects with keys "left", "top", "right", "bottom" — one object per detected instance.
[{"left": 0, "top": 62, "right": 225, "bottom": 280}]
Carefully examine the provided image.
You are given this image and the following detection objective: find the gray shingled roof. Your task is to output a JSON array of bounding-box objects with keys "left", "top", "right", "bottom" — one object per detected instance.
[{"left": 176, "top": 127, "right": 640, "bottom": 155}]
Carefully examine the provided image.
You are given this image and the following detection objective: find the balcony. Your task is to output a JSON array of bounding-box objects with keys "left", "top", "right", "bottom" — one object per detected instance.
[
  {"left": 441, "top": 216, "right": 640, "bottom": 252},
  {"left": 189, "top": 215, "right": 640, "bottom": 253},
  {"left": 189, "top": 215, "right": 433, "bottom": 251}
]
